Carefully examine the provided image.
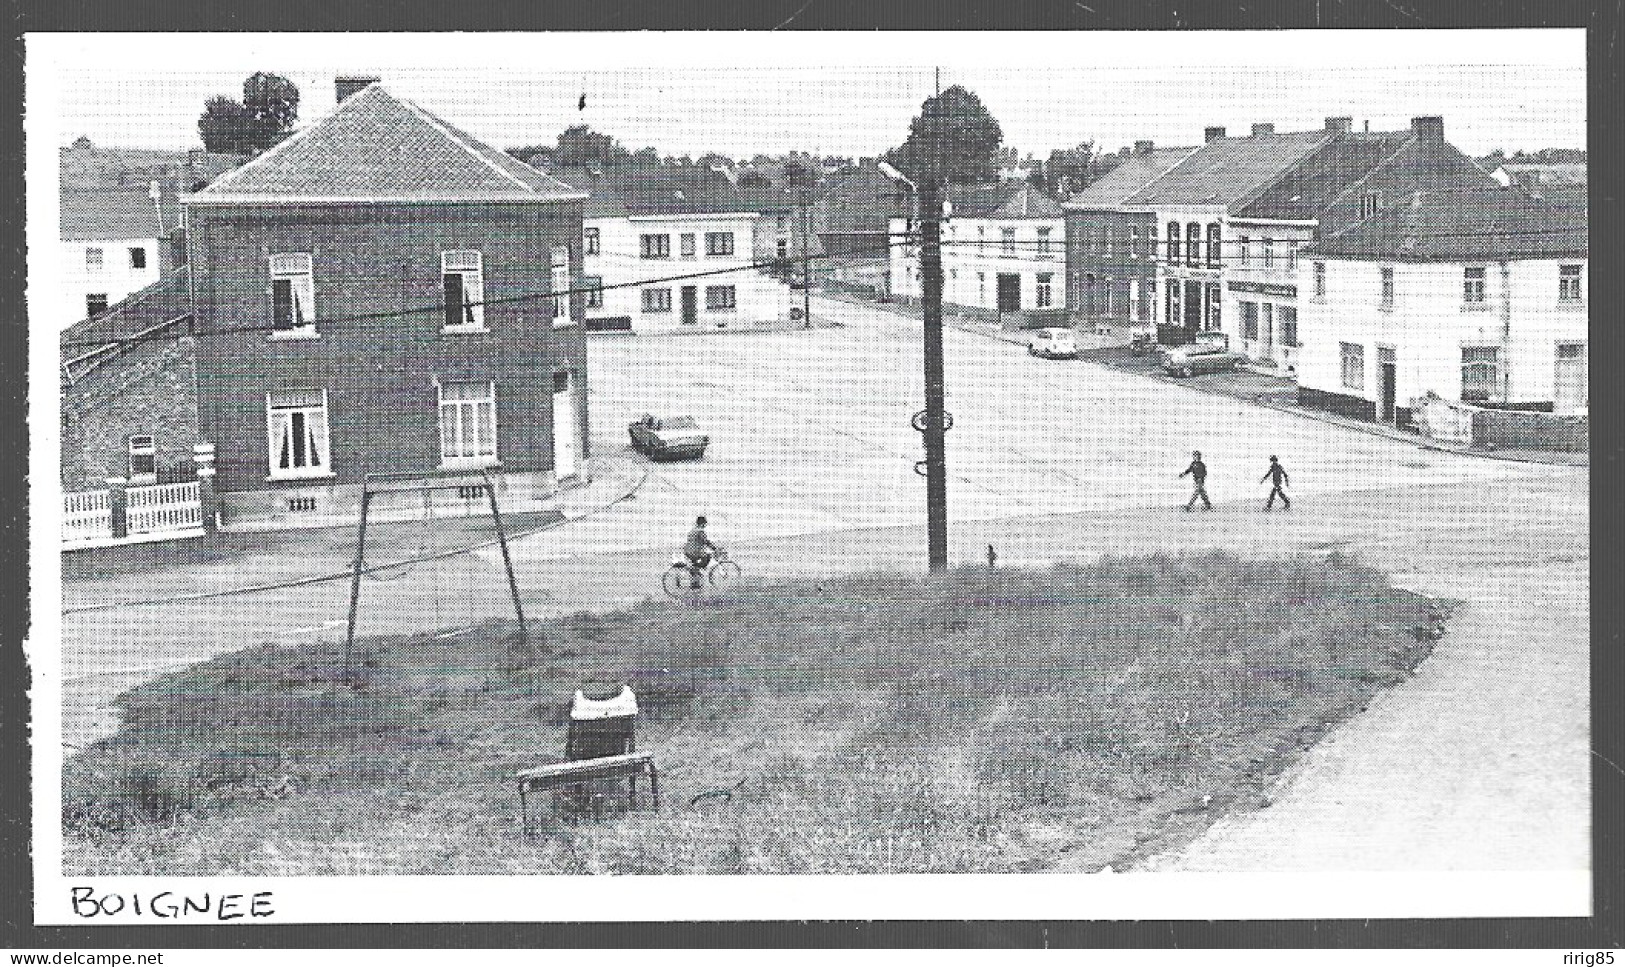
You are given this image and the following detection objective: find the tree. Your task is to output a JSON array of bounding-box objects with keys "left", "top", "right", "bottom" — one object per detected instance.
[
  {"left": 243, "top": 72, "right": 300, "bottom": 143},
  {"left": 198, "top": 73, "right": 300, "bottom": 155},
  {"left": 198, "top": 95, "right": 259, "bottom": 154},
  {"left": 554, "top": 124, "right": 624, "bottom": 168},
  {"left": 1045, "top": 141, "right": 1098, "bottom": 196},
  {"left": 884, "top": 85, "right": 1003, "bottom": 186},
  {"left": 71, "top": 135, "right": 94, "bottom": 149},
  {"left": 737, "top": 168, "right": 770, "bottom": 188},
  {"left": 780, "top": 157, "right": 815, "bottom": 190}
]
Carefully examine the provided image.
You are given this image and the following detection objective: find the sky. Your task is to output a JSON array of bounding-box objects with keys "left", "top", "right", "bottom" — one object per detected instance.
[{"left": 29, "top": 31, "right": 1586, "bottom": 162}]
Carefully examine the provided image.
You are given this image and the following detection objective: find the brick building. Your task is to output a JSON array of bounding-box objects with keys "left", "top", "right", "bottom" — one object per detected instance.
[
  {"left": 1062, "top": 141, "right": 1198, "bottom": 333},
  {"left": 61, "top": 79, "right": 591, "bottom": 530},
  {"left": 1067, "top": 116, "right": 1500, "bottom": 368}
]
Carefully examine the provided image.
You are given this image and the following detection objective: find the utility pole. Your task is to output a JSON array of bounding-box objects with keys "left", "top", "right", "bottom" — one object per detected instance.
[
  {"left": 800, "top": 185, "right": 813, "bottom": 328},
  {"left": 918, "top": 175, "right": 949, "bottom": 572}
]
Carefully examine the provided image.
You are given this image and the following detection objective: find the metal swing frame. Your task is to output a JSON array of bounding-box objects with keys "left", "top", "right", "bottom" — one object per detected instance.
[{"left": 342, "top": 468, "right": 529, "bottom": 684}]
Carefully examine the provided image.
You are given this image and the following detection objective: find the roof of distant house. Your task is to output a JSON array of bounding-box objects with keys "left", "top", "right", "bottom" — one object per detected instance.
[
  {"left": 1304, "top": 185, "right": 1587, "bottom": 261},
  {"left": 1499, "top": 162, "right": 1588, "bottom": 185},
  {"left": 1064, "top": 146, "right": 1200, "bottom": 208},
  {"left": 1233, "top": 131, "right": 1416, "bottom": 221},
  {"left": 190, "top": 84, "right": 583, "bottom": 205},
  {"left": 548, "top": 163, "right": 760, "bottom": 218},
  {"left": 946, "top": 182, "right": 1064, "bottom": 220},
  {"left": 1124, "top": 128, "right": 1333, "bottom": 208},
  {"left": 61, "top": 146, "right": 243, "bottom": 240}
]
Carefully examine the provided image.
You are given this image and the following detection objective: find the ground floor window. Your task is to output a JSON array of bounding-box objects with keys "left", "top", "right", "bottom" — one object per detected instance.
[
  {"left": 1340, "top": 342, "right": 1364, "bottom": 391},
  {"left": 1460, "top": 346, "right": 1502, "bottom": 402},
  {"left": 1166, "top": 280, "right": 1180, "bottom": 325},
  {"left": 1205, "top": 283, "right": 1221, "bottom": 331},
  {"left": 1279, "top": 306, "right": 1299, "bottom": 347},
  {"left": 705, "top": 285, "right": 737, "bottom": 311},
  {"left": 267, "top": 389, "right": 330, "bottom": 479},
  {"left": 1241, "top": 301, "right": 1259, "bottom": 340},
  {"left": 439, "top": 380, "right": 497, "bottom": 467},
  {"left": 642, "top": 288, "right": 672, "bottom": 313},
  {"left": 1036, "top": 273, "right": 1053, "bottom": 309},
  {"left": 85, "top": 293, "right": 109, "bottom": 318},
  {"left": 127, "top": 434, "right": 156, "bottom": 482}
]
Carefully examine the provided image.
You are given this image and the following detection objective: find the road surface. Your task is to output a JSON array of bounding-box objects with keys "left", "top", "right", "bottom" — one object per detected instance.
[{"left": 58, "top": 294, "right": 1590, "bottom": 872}]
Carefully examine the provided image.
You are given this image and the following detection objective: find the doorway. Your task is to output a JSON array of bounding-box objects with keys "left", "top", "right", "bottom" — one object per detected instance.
[
  {"left": 680, "top": 286, "right": 698, "bottom": 326},
  {"left": 1377, "top": 346, "right": 1397, "bottom": 424},
  {"left": 552, "top": 369, "right": 579, "bottom": 480},
  {"left": 1555, "top": 342, "right": 1587, "bottom": 412},
  {"left": 997, "top": 273, "right": 1021, "bottom": 312},
  {"left": 1183, "top": 280, "right": 1203, "bottom": 335}
]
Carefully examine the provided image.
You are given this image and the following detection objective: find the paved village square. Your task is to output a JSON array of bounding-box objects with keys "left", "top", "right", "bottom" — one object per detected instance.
[{"left": 49, "top": 57, "right": 1589, "bottom": 883}]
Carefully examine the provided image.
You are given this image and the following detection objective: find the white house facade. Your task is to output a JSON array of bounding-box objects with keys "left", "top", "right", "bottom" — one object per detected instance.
[
  {"left": 582, "top": 211, "right": 791, "bottom": 332},
  {"left": 1296, "top": 187, "right": 1588, "bottom": 423},
  {"left": 59, "top": 236, "right": 161, "bottom": 329},
  {"left": 890, "top": 183, "right": 1067, "bottom": 316}
]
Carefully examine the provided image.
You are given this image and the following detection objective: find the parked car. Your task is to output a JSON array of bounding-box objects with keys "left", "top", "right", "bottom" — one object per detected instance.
[
  {"left": 1027, "top": 327, "right": 1078, "bottom": 360},
  {"left": 1162, "top": 341, "right": 1242, "bottom": 377},
  {"left": 629, "top": 414, "right": 710, "bottom": 460}
]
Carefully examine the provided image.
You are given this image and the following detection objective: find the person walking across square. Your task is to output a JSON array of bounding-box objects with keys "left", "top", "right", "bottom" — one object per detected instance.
[
  {"left": 1179, "top": 450, "right": 1212, "bottom": 511},
  {"left": 1261, "top": 455, "right": 1291, "bottom": 511}
]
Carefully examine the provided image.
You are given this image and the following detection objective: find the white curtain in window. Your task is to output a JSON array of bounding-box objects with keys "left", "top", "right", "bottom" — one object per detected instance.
[
  {"left": 268, "top": 389, "right": 328, "bottom": 473},
  {"left": 440, "top": 381, "right": 496, "bottom": 462}
]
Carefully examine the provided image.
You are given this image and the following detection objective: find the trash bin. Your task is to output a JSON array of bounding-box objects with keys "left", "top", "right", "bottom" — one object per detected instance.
[{"left": 566, "top": 685, "right": 638, "bottom": 760}]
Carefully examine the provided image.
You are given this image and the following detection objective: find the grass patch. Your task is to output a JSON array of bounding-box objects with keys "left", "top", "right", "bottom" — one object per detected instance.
[{"left": 63, "top": 551, "right": 1449, "bottom": 875}]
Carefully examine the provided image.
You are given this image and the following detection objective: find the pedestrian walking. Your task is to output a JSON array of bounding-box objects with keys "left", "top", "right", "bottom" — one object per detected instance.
[
  {"left": 1179, "top": 450, "right": 1212, "bottom": 511},
  {"left": 1261, "top": 455, "right": 1291, "bottom": 511}
]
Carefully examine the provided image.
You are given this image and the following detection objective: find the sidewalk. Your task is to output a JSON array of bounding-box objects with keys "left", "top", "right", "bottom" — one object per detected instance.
[
  {"left": 61, "top": 459, "right": 647, "bottom": 612},
  {"left": 825, "top": 289, "right": 1587, "bottom": 468}
]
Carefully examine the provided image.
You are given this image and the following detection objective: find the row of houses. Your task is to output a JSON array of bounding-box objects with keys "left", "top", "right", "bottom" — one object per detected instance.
[{"left": 887, "top": 116, "right": 1588, "bottom": 420}]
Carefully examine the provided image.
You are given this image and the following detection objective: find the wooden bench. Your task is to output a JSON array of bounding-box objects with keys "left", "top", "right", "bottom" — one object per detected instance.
[{"left": 516, "top": 752, "right": 659, "bottom": 834}]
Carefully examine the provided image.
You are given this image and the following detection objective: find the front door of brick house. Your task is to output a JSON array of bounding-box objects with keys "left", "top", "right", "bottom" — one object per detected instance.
[
  {"left": 681, "top": 286, "right": 698, "bottom": 326},
  {"left": 553, "top": 369, "right": 579, "bottom": 480},
  {"left": 997, "top": 273, "right": 1021, "bottom": 313}
]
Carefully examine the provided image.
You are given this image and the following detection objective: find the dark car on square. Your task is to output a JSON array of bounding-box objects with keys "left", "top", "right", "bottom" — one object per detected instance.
[
  {"left": 1161, "top": 333, "right": 1244, "bottom": 377},
  {"left": 628, "top": 413, "right": 710, "bottom": 461}
]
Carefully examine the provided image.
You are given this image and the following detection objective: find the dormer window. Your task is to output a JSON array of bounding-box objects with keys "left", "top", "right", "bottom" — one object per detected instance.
[
  {"left": 442, "top": 250, "right": 485, "bottom": 331},
  {"left": 270, "top": 253, "right": 316, "bottom": 336}
]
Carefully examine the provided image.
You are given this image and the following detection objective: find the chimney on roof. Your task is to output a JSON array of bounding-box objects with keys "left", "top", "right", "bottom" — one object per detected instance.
[
  {"left": 1411, "top": 115, "right": 1445, "bottom": 142},
  {"left": 1204, "top": 126, "right": 1226, "bottom": 143},
  {"left": 1134, "top": 140, "right": 1154, "bottom": 155},
  {"left": 1251, "top": 123, "right": 1275, "bottom": 137},
  {"left": 1325, "top": 116, "right": 1353, "bottom": 133},
  {"left": 336, "top": 76, "right": 380, "bottom": 104}
]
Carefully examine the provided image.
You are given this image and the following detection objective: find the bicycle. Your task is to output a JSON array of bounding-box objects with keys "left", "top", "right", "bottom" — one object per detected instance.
[{"left": 662, "top": 548, "right": 741, "bottom": 598}]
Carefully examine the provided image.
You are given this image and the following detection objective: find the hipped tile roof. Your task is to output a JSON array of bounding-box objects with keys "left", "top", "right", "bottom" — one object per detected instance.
[{"left": 190, "top": 84, "right": 582, "bottom": 204}]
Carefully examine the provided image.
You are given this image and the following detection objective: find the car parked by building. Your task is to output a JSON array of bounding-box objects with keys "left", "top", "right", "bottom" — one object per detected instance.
[
  {"left": 629, "top": 414, "right": 710, "bottom": 460},
  {"left": 1027, "top": 327, "right": 1078, "bottom": 359},
  {"left": 1162, "top": 339, "right": 1242, "bottom": 377}
]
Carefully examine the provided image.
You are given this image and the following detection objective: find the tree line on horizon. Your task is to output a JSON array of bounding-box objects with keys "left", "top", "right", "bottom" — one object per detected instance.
[{"left": 184, "top": 74, "right": 1583, "bottom": 193}]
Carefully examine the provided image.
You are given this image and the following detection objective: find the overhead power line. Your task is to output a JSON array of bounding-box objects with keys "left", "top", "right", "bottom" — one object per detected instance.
[{"left": 60, "top": 236, "right": 918, "bottom": 350}]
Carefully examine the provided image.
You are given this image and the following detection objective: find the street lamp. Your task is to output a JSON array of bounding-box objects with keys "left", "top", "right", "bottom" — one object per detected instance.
[{"left": 879, "top": 161, "right": 950, "bottom": 573}]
